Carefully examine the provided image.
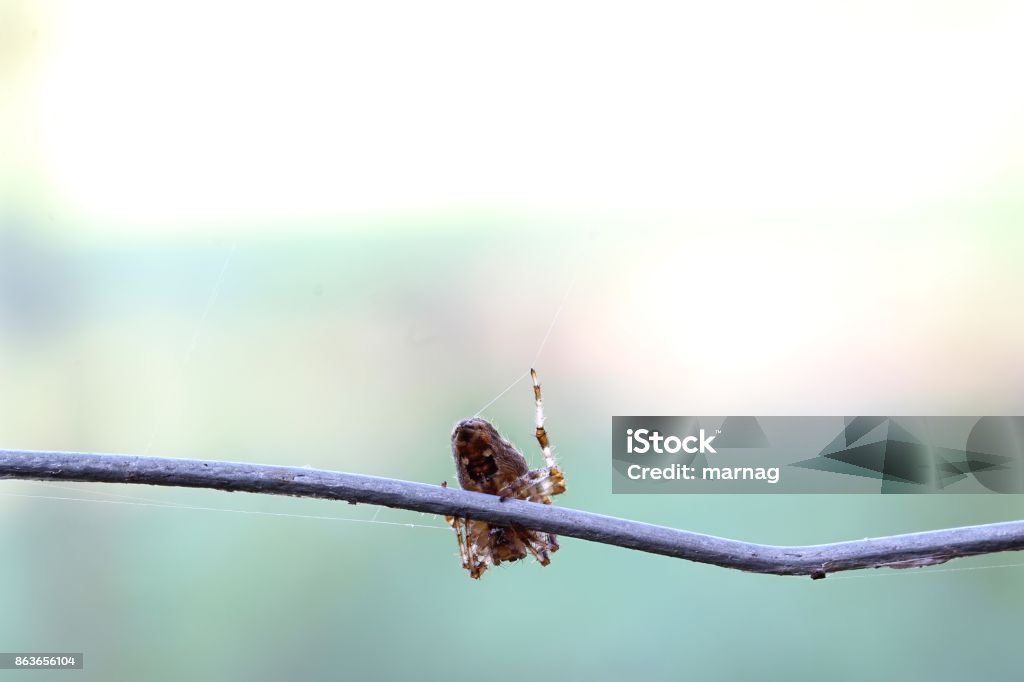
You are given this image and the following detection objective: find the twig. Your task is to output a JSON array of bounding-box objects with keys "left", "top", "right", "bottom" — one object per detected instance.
[{"left": 2, "top": 448, "right": 1022, "bottom": 579}]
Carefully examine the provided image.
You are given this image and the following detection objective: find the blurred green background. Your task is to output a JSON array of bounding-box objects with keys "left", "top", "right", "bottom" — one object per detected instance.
[{"left": 2, "top": 1, "right": 1024, "bottom": 680}]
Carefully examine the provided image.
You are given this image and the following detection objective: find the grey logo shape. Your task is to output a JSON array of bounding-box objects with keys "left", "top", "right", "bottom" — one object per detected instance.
[
  {"left": 714, "top": 416, "right": 770, "bottom": 448},
  {"left": 792, "top": 417, "right": 1018, "bottom": 492}
]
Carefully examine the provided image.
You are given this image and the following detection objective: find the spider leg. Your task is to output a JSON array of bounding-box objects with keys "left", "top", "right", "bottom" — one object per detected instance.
[
  {"left": 524, "top": 466, "right": 566, "bottom": 500},
  {"left": 521, "top": 536, "right": 550, "bottom": 566},
  {"left": 446, "top": 514, "right": 471, "bottom": 571},
  {"left": 496, "top": 467, "right": 566, "bottom": 503},
  {"left": 446, "top": 515, "right": 486, "bottom": 578},
  {"left": 531, "top": 368, "right": 557, "bottom": 469},
  {"left": 465, "top": 519, "right": 492, "bottom": 579},
  {"left": 517, "top": 527, "right": 560, "bottom": 566}
]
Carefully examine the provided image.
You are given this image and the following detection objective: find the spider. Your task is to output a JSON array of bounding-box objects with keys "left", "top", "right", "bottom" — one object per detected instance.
[{"left": 446, "top": 369, "right": 567, "bottom": 579}]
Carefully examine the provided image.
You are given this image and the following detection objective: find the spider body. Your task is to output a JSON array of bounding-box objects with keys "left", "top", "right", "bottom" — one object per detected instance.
[
  {"left": 452, "top": 418, "right": 529, "bottom": 495},
  {"left": 446, "top": 370, "right": 566, "bottom": 579}
]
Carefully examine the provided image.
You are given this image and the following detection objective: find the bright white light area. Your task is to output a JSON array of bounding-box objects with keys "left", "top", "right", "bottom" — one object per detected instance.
[{"left": 26, "top": 0, "right": 1024, "bottom": 229}]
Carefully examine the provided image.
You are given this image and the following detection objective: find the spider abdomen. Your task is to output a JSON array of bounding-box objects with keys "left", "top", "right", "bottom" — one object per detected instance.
[{"left": 451, "top": 417, "right": 528, "bottom": 495}]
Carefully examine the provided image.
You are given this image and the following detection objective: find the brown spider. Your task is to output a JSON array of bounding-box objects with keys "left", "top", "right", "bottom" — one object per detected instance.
[{"left": 446, "top": 369, "right": 566, "bottom": 579}]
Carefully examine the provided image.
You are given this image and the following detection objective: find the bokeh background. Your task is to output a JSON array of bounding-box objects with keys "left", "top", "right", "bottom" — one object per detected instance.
[{"left": 2, "top": 1, "right": 1024, "bottom": 680}]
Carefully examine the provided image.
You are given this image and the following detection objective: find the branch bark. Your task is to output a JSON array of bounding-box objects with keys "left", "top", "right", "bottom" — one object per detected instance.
[{"left": 3, "top": 448, "right": 1022, "bottom": 579}]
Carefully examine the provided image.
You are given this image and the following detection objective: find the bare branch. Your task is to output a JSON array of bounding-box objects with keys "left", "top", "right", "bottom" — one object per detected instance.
[{"left": 2, "top": 448, "right": 1022, "bottom": 579}]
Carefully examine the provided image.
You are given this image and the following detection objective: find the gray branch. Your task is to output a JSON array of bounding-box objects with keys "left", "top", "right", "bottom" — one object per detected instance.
[{"left": 3, "top": 448, "right": 1022, "bottom": 579}]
